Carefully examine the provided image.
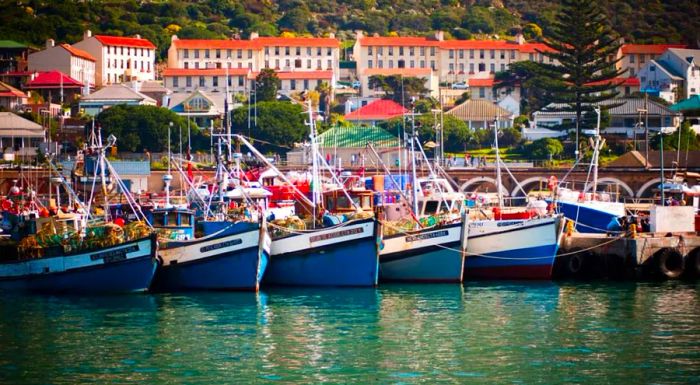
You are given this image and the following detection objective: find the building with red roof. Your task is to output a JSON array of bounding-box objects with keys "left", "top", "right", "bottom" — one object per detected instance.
[
  {"left": 165, "top": 32, "right": 340, "bottom": 96},
  {"left": 24, "top": 70, "right": 84, "bottom": 104},
  {"left": 73, "top": 30, "right": 156, "bottom": 86},
  {"left": 0, "top": 81, "right": 27, "bottom": 110},
  {"left": 344, "top": 98, "right": 408, "bottom": 125},
  {"left": 617, "top": 43, "right": 687, "bottom": 77},
  {"left": 28, "top": 39, "right": 95, "bottom": 89}
]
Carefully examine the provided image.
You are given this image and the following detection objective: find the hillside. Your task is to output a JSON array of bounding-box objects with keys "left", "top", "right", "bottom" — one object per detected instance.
[{"left": 0, "top": 0, "right": 698, "bottom": 61}]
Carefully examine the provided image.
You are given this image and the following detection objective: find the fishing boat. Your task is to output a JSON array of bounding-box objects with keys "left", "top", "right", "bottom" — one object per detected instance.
[
  {"left": 235, "top": 106, "right": 379, "bottom": 287},
  {"left": 0, "top": 131, "right": 157, "bottom": 293}
]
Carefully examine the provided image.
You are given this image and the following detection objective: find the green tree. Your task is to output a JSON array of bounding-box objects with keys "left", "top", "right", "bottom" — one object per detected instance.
[
  {"left": 524, "top": 138, "right": 564, "bottom": 159},
  {"left": 368, "top": 75, "right": 429, "bottom": 106},
  {"left": 231, "top": 101, "right": 307, "bottom": 154},
  {"left": 383, "top": 114, "right": 471, "bottom": 153},
  {"left": 651, "top": 120, "right": 700, "bottom": 151},
  {"left": 96, "top": 105, "right": 194, "bottom": 152},
  {"left": 454, "top": 92, "right": 470, "bottom": 106},
  {"left": 256, "top": 69, "right": 281, "bottom": 102},
  {"left": 533, "top": 0, "right": 625, "bottom": 153}
]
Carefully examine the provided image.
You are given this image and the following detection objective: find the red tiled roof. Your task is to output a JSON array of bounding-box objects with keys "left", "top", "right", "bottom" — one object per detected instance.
[
  {"left": 344, "top": 99, "right": 408, "bottom": 121},
  {"left": 621, "top": 44, "right": 686, "bottom": 55},
  {"left": 59, "top": 44, "right": 95, "bottom": 61},
  {"left": 25, "top": 71, "right": 83, "bottom": 88},
  {"left": 363, "top": 67, "right": 432, "bottom": 77},
  {"left": 254, "top": 37, "right": 339, "bottom": 47},
  {"left": 248, "top": 70, "right": 333, "bottom": 80},
  {"left": 172, "top": 39, "right": 259, "bottom": 50},
  {"left": 360, "top": 36, "right": 442, "bottom": 47},
  {"left": 586, "top": 77, "right": 640, "bottom": 87},
  {"left": 94, "top": 35, "right": 156, "bottom": 49},
  {"left": 440, "top": 40, "right": 518, "bottom": 50},
  {"left": 518, "top": 43, "right": 555, "bottom": 53},
  {"left": 162, "top": 68, "right": 250, "bottom": 77},
  {"left": 0, "top": 81, "right": 27, "bottom": 98},
  {"left": 468, "top": 78, "right": 500, "bottom": 87}
]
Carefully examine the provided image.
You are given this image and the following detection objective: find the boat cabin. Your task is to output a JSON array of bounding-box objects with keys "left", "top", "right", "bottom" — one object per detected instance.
[
  {"left": 323, "top": 188, "right": 374, "bottom": 214},
  {"left": 150, "top": 208, "right": 195, "bottom": 241},
  {"left": 415, "top": 177, "right": 465, "bottom": 217}
]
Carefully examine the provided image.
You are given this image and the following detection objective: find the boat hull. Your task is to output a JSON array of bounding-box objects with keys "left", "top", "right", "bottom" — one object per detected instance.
[
  {"left": 552, "top": 200, "right": 625, "bottom": 234},
  {"left": 0, "top": 236, "right": 157, "bottom": 293},
  {"left": 379, "top": 221, "right": 466, "bottom": 283},
  {"left": 152, "top": 221, "right": 270, "bottom": 291},
  {"left": 464, "top": 216, "right": 563, "bottom": 280},
  {"left": 265, "top": 218, "right": 378, "bottom": 287}
]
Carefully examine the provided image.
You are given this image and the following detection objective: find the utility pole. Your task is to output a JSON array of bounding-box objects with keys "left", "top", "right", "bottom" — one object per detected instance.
[{"left": 644, "top": 92, "right": 649, "bottom": 165}]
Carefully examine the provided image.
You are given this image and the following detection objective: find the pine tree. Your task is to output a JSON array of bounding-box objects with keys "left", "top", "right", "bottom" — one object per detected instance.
[{"left": 535, "top": 0, "right": 625, "bottom": 156}]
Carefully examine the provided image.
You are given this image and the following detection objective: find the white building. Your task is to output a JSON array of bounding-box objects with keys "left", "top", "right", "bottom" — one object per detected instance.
[
  {"left": 639, "top": 48, "right": 700, "bottom": 104},
  {"left": 73, "top": 30, "right": 156, "bottom": 86},
  {"left": 28, "top": 40, "right": 96, "bottom": 88}
]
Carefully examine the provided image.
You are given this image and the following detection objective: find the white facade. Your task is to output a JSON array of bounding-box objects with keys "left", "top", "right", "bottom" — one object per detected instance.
[
  {"left": 73, "top": 30, "right": 156, "bottom": 86},
  {"left": 28, "top": 40, "right": 95, "bottom": 87}
]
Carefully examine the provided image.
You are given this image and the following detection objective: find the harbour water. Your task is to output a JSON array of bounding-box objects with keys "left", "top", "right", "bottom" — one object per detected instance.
[{"left": 1, "top": 282, "right": 699, "bottom": 384}]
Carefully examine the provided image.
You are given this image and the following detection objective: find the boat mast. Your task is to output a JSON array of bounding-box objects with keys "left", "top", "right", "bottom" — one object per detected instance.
[
  {"left": 97, "top": 123, "right": 110, "bottom": 221},
  {"left": 493, "top": 116, "right": 503, "bottom": 209},
  {"left": 308, "top": 99, "right": 321, "bottom": 226},
  {"left": 163, "top": 122, "right": 173, "bottom": 208},
  {"left": 409, "top": 104, "right": 419, "bottom": 217},
  {"left": 591, "top": 106, "right": 602, "bottom": 200}
]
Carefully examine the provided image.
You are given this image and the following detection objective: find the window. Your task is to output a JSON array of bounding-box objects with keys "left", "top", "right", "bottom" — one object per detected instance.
[
  {"left": 510, "top": 50, "right": 516, "bottom": 59},
  {"left": 327, "top": 47, "right": 332, "bottom": 56},
  {"left": 500, "top": 63, "right": 505, "bottom": 72},
  {"left": 480, "top": 50, "right": 484, "bottom": 59},
  {"left": 216, "top": 49, "right": 221, "bottom": 59},
  {"left": 368, "top": 46, "right": 373, "bottom": 55},
  {"left": 285, "top": 46, "right": 290, "bottom": 55},
  {"left": 378, "top": 60, "right": 383, "bottom": 69},
  {"left": 399, "top": 46, "right": 404, "bottom": 55},
  {"left": 216, "top": 62, "right": 221, "bottom": 69},
  {"left": 317, "top": 47, "right": 322, "bottom": 55},
  {"left": 459, "top": 50, "right": 464, "bottom": 59},
  {"left": 529, "top": 53, "right": 534, "bottom": 61},
  {"left": 388, "top": 46, "right": 393, "bottom": 56},
  {"left": 500, "top": 50, "right": 505, "bottom": 59},
  {"left": 194, "top": 62, "right": 199, "bottom": 69},
  {"left": 479, "top": 87, "right": 485, "bottom": 98},
  {"left": 205, "top": 49, "right": 210, "bottom": 59},
  {"left": 238, "top": 76, "right": 244, "bottom": 87},
  {"left": 650, "top": 65, "right": 656, "bottom": 72},
  {"left": 186, "top": 76, "right": 192, "bottom": 87},
  {"left": 290, "top": 79, "right": 296, "bottom": 90},
  {"left": 420, "top": 60, "right": 425, "bottom": 68},
  {"left": 307, "top": 59, "right": 312, "bottom": 68},
  {"left": 265, "top": 47, "right": 269, "bottom": 55},
  {"left": 248, "top": 49, "right": 252, "bottom": 59},
  {"left": 184, "top": 49, "right": 189, "bottom": 59},
  {"left": 264, "top": 60, "right": 269, "bottom": 68},
  {"left": 469, "top": 50, "right": 474, "bottom": 59},
  {"left": 478, "top": 63, "right": 485, "bottom": 72},
  {"left": 307, "top": 47, "right": 311, "bottom": 55},
  {"left": 459, "top": 63, "right": 464, "bottom": 72},
  {"left": 377, "top": 47, "right": 383, "bottom": 55},
  {"left": 430, "top": 47, "right": 436, "bottom": 56},
  {"left": 490, "top": 50, "right": 495, "bottom": 59},
  {"left": 121, "top": 47, "right": 124, "bottom": 55},
  {"left": 237, "top": 49, "right": 242, "bottom": 59},
  {"left": 368, "top": 59, "right": 373, "bottom": 68},
  {"left": 327, "top": 59, "right": 332, "bottom": 69},
  {"left": 630, "top": 55, "right": 636, "bottom": 63},
  {"left": 420, "top": 47, "right": 425, "bottom": 56},
  {"left": 449, "top": 63, "right": 454, "bottom": 72},
  {"left": 194, "top": 50, "right": 199, "bottom": 59},
  {"left": 285, "top": 59, "right": 291, "bottom": 68},
  {"left": 228, "top": 75, "right": 232, "bottom": 87},
  {"left": 295, "top": 59, "right": 302, "bottom": 68},
  {"left": 199, "top": 76, "right": 205, "bottom": 87},
  {"left": 173, "top": 77, "right": 179, "bottom": 87},
  {"left": 630, "top": 68, "right": 635, "bottom": 76},
  {"left": 304, "top": 79, "right": 309, "bottom": 89},
  {"left": 430, "top": 60, "right": 435, "bottom": 70},
  {"left": 398, "top": 59, "right": 405, "bottom": 68},
  {"left": 274, "top": 46, "right": 279, "bottom": 55},
  {"left": 213, "top": 76, "right": 218, "bottom": 87},
  {"left": 410, "top": 47, "right": 414, "bottom": 55},
  {"left": 449, "top": 50, "right": 454, "bottom": 59},
  {"left": 317, "top": 59, "right": 322, "bottom": 69},
  {"left": 410, "top": 60, "right": 415, "bottom": 68},
  {"left": 275, "top": 59, "right": 280, "bottom": 68},
  {"left": 639, "top": 54, "right": 645, "bottom": 63},
  {"left": 296, "top": 47, "right": 301, "bottom": 55},
  {"left": 388, "top": 60, "right": 393, "bottom": 68},
  {"left": 490, "top": 63, "right": 495, "bottom": 73}
]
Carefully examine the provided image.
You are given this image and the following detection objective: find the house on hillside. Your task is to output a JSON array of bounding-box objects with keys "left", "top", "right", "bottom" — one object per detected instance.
[
  {"left": 639, "top": 48, "right": 700, "bottom": 104},
  {"left": 0, "top": 81, "right": 27, "bottom": 111},
  {"left": 28, "top": 40, "right": 96, "bottom": 89},
  {"left": 166, "top": 89, "right": 228, "bottom": 129},
  {"left": 343, "top": 98, "right": 408, "bottom": 126},
  {"left": 78, "top": 84, "right": 156, "bottom": 116},
  {"left": 446, "top": 99, "right": 513, "bottom": 129},
  {"left": 0, "top": 112, "right": 45, "bottom": 157},
  {"left": 0, "top": 40, "right": 36, "bottom": 74},
  {"left": 24, "top": 70, "right": 84, "bottom": 104}
]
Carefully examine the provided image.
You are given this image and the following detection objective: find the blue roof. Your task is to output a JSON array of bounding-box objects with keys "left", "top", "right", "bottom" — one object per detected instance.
[{"left": 61, "top": 160, "right": 151, "bottom": 177}]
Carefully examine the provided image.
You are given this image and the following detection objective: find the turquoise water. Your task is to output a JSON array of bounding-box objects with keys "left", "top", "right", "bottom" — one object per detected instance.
[{"left": 1, "top": 282, "right": 699, "bottom": 384}]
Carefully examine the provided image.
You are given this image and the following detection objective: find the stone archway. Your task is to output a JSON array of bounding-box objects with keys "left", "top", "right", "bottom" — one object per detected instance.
[
  {"left": 637, "top": 178, "right": 662, "bottom": 198},
  {"left": 460, "top": 176, "right": 502, "bottom": 194},
  {"left": 583, "top": 177, "right": 635, "bottom": 198},
  {"left": 510, "top": 176, "right": 549, "bottom": 197}
]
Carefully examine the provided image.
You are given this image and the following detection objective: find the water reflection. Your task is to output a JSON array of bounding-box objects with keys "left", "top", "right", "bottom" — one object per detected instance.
[{"left": 0, "top": 282, "right": 699, "bottom": 384}]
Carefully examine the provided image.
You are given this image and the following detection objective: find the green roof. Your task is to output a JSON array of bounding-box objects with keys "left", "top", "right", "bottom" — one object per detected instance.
[
  {"left": 318, "top": 125, "right": 399, "bottom": 148},
  {"left": 671, "top": 95, "right": 700, "bottom": 112},
  {"left": 0, "top": 40, "right": 28, "bottom": 49}
]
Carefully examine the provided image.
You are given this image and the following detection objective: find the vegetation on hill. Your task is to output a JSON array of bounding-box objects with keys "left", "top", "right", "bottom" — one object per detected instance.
[{"left": 0, "top": 0, "right": 697, "bottom": 61}]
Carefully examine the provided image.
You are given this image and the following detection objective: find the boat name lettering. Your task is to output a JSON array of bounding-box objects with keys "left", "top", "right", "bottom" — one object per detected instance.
[
  {"left": 496, "top": 221, "right": 520, "bottom": 227},
  {"left": 90, "top": 245, "right": 139, "bottom": 262},
  {"left": 309, "top": 227, "right": 363, "bottom": 243},
  {"left": 406, "top": 230, "right": 449, "bottom": 242},
  {"left": 200, "top": 239, "right": 243, "bottom": 253}
]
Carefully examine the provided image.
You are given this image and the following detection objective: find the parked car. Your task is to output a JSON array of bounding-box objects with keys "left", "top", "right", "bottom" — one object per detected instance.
[{"left": 451, "top": 82, "right": 468, "bottom": 89}]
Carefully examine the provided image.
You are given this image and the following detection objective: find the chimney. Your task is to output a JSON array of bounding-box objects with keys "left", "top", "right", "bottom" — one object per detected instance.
[
  {"left": 249, "top": 32, "right": 259, "bottom": 40},
  {"left": 46, "top": 39, "right": 55, "bottom": 48},
  {"left": 83, "top": 29, "right": 92, "bottom": 40},
  {"left": 515, "top": 33, "right": 525, "bottom": 45},
  {"left": 355, "top": 30, "right": 364, "bottom": 40},
  {"left": 135, "top": 34, "right": 141, "bottom": 39},
  {"left": 434, "top": 31, "right": 444, "bottom": 41},
  {"left": 171, "top": 34, "right": 178, "bottom": 42},
  {"left": 329, "top": 32, "right": 335, "bottom": 39}
]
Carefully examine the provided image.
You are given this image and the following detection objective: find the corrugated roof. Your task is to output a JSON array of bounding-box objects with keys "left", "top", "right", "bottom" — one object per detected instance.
[
  {"left": 60, "top": 44, "right": 96, "bottom": 61},
  {"left": 0, "top": 112, "right": 44, "bottom": 135},
  {"left": 0, "top": 81, "right": 27, "bottom": 98},
  {"left": 94, "top": 35, "right": 156, "bottom": 49},
  {"left": 80, "top": 84, "right": 156, "bottom": 103},
  {"left": 671, "top": 95, "right": 700, "bottom": 111},
  {"left": 446, "top": 99, "right": 513, "bottom": 121},
  {"left": 25, "top": 71, "right": 83, "bottom": 88},
  {"left": 536, "top": 98, "right": 681, "bottom": 117},
  {"left": 318, "top": 125, "right": 399, "bottom": 148},
  {"left": 344, "top": 99, "right": 408, "bottom": 121},
  {"left": 621, "top": 44, "right": 686, "bottom": 54}
]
